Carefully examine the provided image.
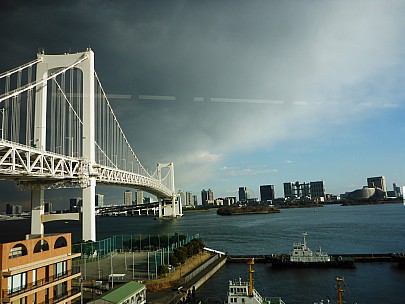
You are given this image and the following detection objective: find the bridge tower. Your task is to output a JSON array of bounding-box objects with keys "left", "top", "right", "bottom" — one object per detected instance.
[
  {"left": 32, "top": 49, "right": 97, "bottom": 240},
  {"left": 157, "top": 162, "right": 181, "bottom": 218}
]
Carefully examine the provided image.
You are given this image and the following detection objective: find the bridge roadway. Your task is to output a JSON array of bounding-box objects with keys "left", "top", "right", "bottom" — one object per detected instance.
[{"left": 96, "top": 202, "right": 160, "bottom": 216}]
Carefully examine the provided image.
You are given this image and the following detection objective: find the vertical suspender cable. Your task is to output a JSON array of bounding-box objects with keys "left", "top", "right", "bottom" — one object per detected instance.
[
  {"left": 4, "top": 76, "right": 10, "bottom": 141},
  {"left": 68, "top": 68, "right": 73, "bottom": 156},
  {"left": 26, "top": 65, "right": 33, "bottom": 145}
]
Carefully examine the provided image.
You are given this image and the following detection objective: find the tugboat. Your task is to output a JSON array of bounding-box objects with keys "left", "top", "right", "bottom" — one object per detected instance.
[
  {"left": 268, "top": 233, "right": 355, "bottom": 268},
  {"left": 227, "top": 258, "right": 285, "bottom": 304}
]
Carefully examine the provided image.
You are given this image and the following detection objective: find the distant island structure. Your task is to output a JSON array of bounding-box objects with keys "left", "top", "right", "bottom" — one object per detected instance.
[{"left": 216, "top": 205, "right": 280, "bottom": 216}]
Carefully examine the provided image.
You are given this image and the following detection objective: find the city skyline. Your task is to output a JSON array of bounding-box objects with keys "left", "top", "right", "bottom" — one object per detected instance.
[{"left": 0, "top": 1, "right": 405, "bottom": 209}]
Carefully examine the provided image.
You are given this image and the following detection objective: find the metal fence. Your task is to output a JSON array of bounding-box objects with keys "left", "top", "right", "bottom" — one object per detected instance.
[{"left": 72, "top": 233, "right": 200, "bottom": 281}]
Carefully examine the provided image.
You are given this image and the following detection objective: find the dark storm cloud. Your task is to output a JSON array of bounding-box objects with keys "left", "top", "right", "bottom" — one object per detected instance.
[{"left": 1, "top": 0, "right": 405, "bottom": 206}]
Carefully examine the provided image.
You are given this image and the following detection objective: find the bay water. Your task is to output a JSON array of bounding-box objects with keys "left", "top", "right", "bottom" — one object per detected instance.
[{"left": 1, "top": 203, "right": 405, "bottom": 302}]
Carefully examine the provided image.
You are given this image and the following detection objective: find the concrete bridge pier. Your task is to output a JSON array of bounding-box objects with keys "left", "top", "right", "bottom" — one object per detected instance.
[
  {"left": 82, "top": 178, "right": 96, "bottom": 241},
  {"left": 30, "top": 189, "right": 45, "bottom": 236}
]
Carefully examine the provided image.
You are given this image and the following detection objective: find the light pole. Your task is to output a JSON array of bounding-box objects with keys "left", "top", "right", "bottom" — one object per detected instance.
[{"left": 78, "top": 277, "right": 83, "bottom": 304}]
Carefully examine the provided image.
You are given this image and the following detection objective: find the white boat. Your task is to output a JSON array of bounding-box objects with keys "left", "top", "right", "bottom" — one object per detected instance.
[
  {"left": 290, "top": 232, "right": 331, "bottom": 263},
  {"left": 269, "top": 233, "right": 354, "bottom": 268},
  {"left": 227, "top": 258, "right": 285, "bottom": 304}
]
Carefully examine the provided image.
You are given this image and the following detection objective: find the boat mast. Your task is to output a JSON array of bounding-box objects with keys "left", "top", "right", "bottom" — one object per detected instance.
[
  {"left": 336, "top": 277, "right": 345, "bottom": 304},
  {"left": 303, "top": 232, "right": 308, "bottom": 249},
  {"left": 247, "top": 258, "right": 255, "bottom": 297}
]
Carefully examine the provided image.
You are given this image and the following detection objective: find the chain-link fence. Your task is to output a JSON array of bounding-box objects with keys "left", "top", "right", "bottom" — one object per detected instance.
[{"left": 72, "top": 233, "right": 200, "bottom": 281}]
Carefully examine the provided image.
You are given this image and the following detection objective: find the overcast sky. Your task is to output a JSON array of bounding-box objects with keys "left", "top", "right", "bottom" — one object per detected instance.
[{"left": 1, "top": 0, "right": 405, "bottom": 209}]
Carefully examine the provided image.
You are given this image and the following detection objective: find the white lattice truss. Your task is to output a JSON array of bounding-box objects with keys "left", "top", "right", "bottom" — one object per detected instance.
[
  {"left": 0, "top": 141, "right": 173, "bottom": 196},
  {"left": 0, "top": 141, "right": 88, "bottom": 188},
  {"left": 95, "top": 165, "right": 173, "bottom": 197}
]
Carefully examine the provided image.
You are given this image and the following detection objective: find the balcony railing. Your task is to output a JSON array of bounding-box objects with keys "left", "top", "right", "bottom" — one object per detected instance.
[
  {"left": 2, "top": 268, "right": 81, "bottom": 300},
  {"left": 36, "top": 288, "right": 81, "bottom": 304}
]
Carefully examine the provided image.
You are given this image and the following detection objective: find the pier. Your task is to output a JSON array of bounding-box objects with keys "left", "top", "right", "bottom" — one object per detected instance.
[{"left": 228, "top": 253, "right": 399, "bottom": 263}]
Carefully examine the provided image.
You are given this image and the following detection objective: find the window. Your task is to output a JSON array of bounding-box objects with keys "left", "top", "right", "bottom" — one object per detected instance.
[
  {"left": 53, "top": 282, "right": 67, "bottom": 299},
  {"left": 7, "top": 272, "right": 27, "bottom": 294},
  {"left": 32, "top": 269, "right": 37, "bottom": 286},
  {"left": 54, "top": 261, "right": 67, "bottom": 278},
  {"left": 54, "top": 236, "right": 67, "bottom": 249},
  {"left": 9, "top": 244, "right": 28, "bottom": 258},
  {"left": 34, "top": 240, "right": 49, "bottom": 253}
]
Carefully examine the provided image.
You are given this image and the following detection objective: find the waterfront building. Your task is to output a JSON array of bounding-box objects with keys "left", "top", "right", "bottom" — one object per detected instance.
[
  {"left": 44, "top": 202, "right": 53, "bottom": 213},
  {"left": 193, "top": 194, "right": 198, "bottom": 206},
  {"left": 224, "top": 197, "right": 236, "bottom": 206},
  {"left": 214, "top": 198, "right": 224, "bottom": 206},
  {"left": 91, "top": 281, "right": 146, "bottom": 304},
  {"left": 260, "top": 185, "right": 275, "bottom": 204},
  {"left": 310, "top": 181, "right": 325, "bottom": 200},
  {"left": 5, "top": 204, "right": 22, "bottom": 215},
  {"left": 367, "top": 176, "right": 387, "bottom": 194},
  {"left": 345, "top": 186, "right": 386, "bottom": 201},
  {"left": 5, "top": 204, "right": 12, "bottom": 215},
  {"left": 283, "top": 182, "right": 294, "bottom": 199},
  {"left": 69, "top": 197, "right": 82, "bottom": 213},
  {"left": 178, "top": 190, "right": 186, "bottom": 207},
  {"left": 186, "top": 191, "right": 194, "bottom": 206},
  {"left": 95, "top": 194, "right": 104, "bottom": 207},
  {"left": 301, "top": 182, "right": 310, "bottom": 198},
  {"left": 0, "top": 233, "right": 81, "bottom": 304},
  {"left": 201, "top": 189, "right": 214, "bottom": 206},
  {"left": 135, "top": 191, "right": 144, "bottom": 205},
  {"left": 284, "top": 180, "right": 325, "bottom": 201},
  {"left": 124, "top": 190, "right": 133, "bottom": 205},
  {"left": 238, "top": 187, "right": 248, "bottom": 203}
]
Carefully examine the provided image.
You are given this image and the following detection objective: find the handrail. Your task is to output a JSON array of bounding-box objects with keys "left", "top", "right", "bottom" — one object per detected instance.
[
  {"left": 2, "top": 268, "right": 80, "bottom": 299},
  {"left": 36, "top": 288, "right": 81, "bottom": 304}
]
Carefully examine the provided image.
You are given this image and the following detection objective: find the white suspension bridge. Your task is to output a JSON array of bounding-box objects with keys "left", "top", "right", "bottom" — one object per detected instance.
[{"left": 0, "top": 49, "right": 181, "bottom": 241}]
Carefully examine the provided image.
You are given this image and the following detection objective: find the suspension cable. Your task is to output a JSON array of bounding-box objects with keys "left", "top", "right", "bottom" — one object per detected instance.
[{"left": 0, "top": 54, "right": 88, "bottom": 103}]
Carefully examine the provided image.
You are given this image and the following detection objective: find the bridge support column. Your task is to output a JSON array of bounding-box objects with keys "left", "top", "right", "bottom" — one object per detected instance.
[
  {"left": 82, "top": 178, "right": 96, "bottom": 241},
  {"left": 158, "top": 198, "right": 163, "bottom": 218},
  {"left": 172, "top": 196, "right": 177, "bottom": 218},
  {"left": 30, "top": 189, "right": 44, "bottom": 236}
]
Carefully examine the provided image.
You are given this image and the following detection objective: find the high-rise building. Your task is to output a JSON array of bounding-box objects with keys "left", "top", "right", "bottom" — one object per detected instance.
[
  {"left": 310, "top": 181, "right": 325, "bottom": 199},
  {"left": 5, "top": 204, "right": 22, "bottom": 215},
  {"left": 284, "top": 182, "right": 294, "bottom": 198},
  {"left": 238, "top": 187, "right": 248, "bottom": 203},
  {"left": 193, "top": 195, "right": 198, "bottom": 206},
  {"left": 5, "top": 203, "right": 13, "bottom": 215},
  {"left": 186, "top": 192, "right": 194, "bottom": 206},
  {"left": 178, "top": 190, "right": 186, "bottom": 206},
  {"left": 95, "top": 194, "right": 104, "bottom": 207},
  {"left": 393, "top": 183, "right": 401, "bottom": 197},
  {"left": 44, "top": 202, "right": 53, "bottom": 213},
  {"left": 201, "top": 189, "right": 214, "bottom": 206},
  {"left": 367, "top": 176, "right": 387, "bottom": 193},
  {"left": 69, "top": 197, "right": 82, "bottom": 213},
  {"left": 136, "top": 191, "right": 144, "bottom": 205},
  {"left": 224, "top": 197, "right": 236, "bottom": 206},
  {"left": 301, "top": 182, "right": 310, "bottom": 198},
  {"left": 0, "top": 233, "right": 81, "bottom": 304},
  {"left": 124, "top": 190, "right": 133, "bottom": 205},
  {"left": 260, "top": 185, "right": 275, "bottom": 203}
]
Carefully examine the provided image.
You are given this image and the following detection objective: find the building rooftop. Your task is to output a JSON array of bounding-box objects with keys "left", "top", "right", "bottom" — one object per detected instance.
[{"left": 100, "top": 281, "right": 145, "bottom": 303}]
